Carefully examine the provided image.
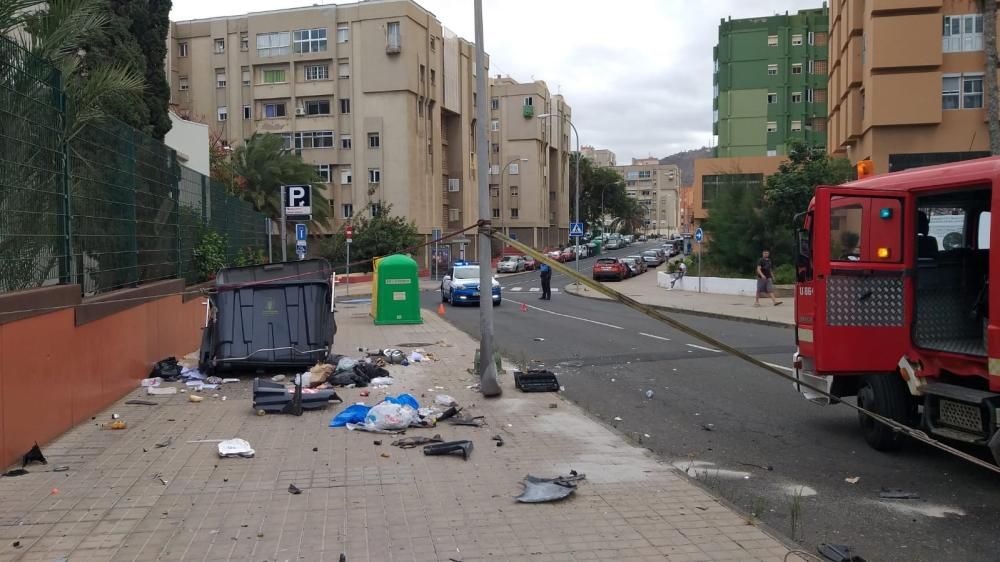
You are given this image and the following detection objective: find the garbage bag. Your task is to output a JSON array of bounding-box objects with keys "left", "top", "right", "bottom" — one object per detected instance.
[
  {"left": 330, "top": 404, "right": 372, "bottom": 427},
  {"left": 434, "top": 394, "right": 456, "bottom": 407},
  {"left": 364, "top": 402, "right": 417, "bottom": 431},
  {"left": 369, "top": 377, "right": 395, "bottom": 386},
  {"left": 335, "top": 357, "right": 358, "bottom": 373},
  {"left": 383, "top": 393, "right": 420, "bottom": 410}
]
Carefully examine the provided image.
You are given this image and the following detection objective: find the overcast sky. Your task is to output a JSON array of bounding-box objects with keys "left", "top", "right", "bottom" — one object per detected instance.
[{"left": 170, "top": 0, "right": 823, "bottom": 162}]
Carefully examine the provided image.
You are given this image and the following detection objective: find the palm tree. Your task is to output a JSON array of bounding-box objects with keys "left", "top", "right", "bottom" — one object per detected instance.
[
  {"left": 230, "top": 133, "right": 332, "bottom": 228},
  {"left": 608, "top": 199, "right": 647, "bottom": 235},
  {"left": 982, "top": 0, "right": 1000, "bottom": 154}
]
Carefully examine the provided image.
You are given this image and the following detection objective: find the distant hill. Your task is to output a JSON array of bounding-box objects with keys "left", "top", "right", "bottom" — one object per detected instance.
[{"left": 659, "top": 146, "right": 713, "bottom": 187}]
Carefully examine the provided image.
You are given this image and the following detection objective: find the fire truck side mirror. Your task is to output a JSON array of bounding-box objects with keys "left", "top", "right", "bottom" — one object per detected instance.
[{"left": 979, "top": 211, "right": 991, "bottom": 250}]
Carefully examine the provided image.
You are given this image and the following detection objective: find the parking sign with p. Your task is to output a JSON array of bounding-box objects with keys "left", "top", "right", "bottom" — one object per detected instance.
[{"left": 284, "top": 185, "right": 312, "bottom": 218}]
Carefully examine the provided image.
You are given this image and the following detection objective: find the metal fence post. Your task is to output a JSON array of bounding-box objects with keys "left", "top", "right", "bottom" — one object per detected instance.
[{"left": 55, "top": 69, "right": 75, "bottom": 287}]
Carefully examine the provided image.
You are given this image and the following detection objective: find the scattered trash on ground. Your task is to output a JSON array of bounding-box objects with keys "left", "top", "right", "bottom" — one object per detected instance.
[
  {"left": 155, "top": 437, "right": 172, "bottom": 449},
  {"left": 737, "top": 462, "right": 774, "bottom": 471},
  {"left": 533, "top": 337, "right": 545, "bottom": 342},
  {"left": 492, "top": 435, "right": 504, "bottom": 447},
  {"left": 423, "top": 440, "right": 473, "bottom": 460},
  {"left": 643, "top": 433, "right": 651, "bottom": 439},
  {"left": 818, "top": 543, "right": 867, "bottom": 562},
  {"left": 153, "top": 473, "right": 168, "bottom": 485},
  {"left": 380, "top": 452, "right": 391, "bottom": 458},
  {"left": 879, "top": 488, "right": 920, "bottom": 500},
  {"left": 435, "top": 394, "right": 457, "bottom": 407},
  {"left": 514, "top": 370, "right": 560, "bottom": 392},
  {"left": 447, "top": 414, "right": 486, "bottom": 428},
  {"left": 52, "top": 466, "right": 69, "bottom": 472},
  {"left": 408, "top": 351, "right": 426, "bottom": 362},
  {"left": 330, "top": 404, "right": 372, "bottom": 428},
  {"left": 3, "top": 469, "right": 29, "bottom": 477},
  {"left": 288, "top": 484, "right": 302, "bottom": 495},
  {"left": 125, "top": 400, "right": 158, "bottom": 406},
  {"left": 392, "top": 435, "right": 443, "bottom": 449},
  {"left": 613, "top": 416, "right": 623, "bottom": 422},
  {"left": 253, "top": 379, "right": 340, "bottom": 414},
  {"left": 150, "top": 357, "right": 182, "bottom": 381},
  {"left": 515, "top": 472, "right": 586, "bottom": 503},
  {"left": 548, "top": 403, "right": 558, "bottom": 409},
  {"left": 147, "top": 387, "right": 177, "bottom": 396},
  {"left": 701, "top": 423, "right": 715, "bottom": 431},
  {"left": 372, "top": 440, "right": 381, "bottom": 446},
  {"left": 188, "top": 395, "right": 204, "bottom": 403},
  {"left": 141, "top": 377, "right": 162, "bottom": 387},
  {"left": 645, "top": 390, "right": 654, "bottom": 399},
  {"left": 271, "top": 375, "right": 286, "bottom": 383},
  {"left": 218, "top": 439, "right": 255, "bottom": 458},
  {"left": 369, "top": 377, "right": 395, "bottom": 386},
  {"left": 186, "top": 439, "right": 226, "bottom": 443},
  {"left": 845, "top": 476, "right": 861, "bottom": 484},
  {"left": 22, "top": 443, "right": 46, "bottom": 468}
]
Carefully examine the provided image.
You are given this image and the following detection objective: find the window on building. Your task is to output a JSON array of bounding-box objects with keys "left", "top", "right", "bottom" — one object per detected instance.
[
  {"left": 368, "top": 132, "right": 380, "bottom": 148},
  {"left": 239, "top": 32, "right": 248, "bottom": 51},
  {"left": 178, "top": 42, "right": 188, "bottom": 57},
  {"left": 510, "top": 185, "right": 519, "bottom": 198},
  {"left": 815, "top": 32, "right": 828, "bottom": 46},
  {"left": 626, "top": 171, "right": 639, "bottom": 180},
  {"left": 340, "top": 98, "right": 351, "bottom": 114},
  {"left": 767, "top": 149, "right": 778, "bottom": 156},
  {"left": 815, "top": 89, "right": 827, "bottom": 103},
  {"left": 241, "top": 67, "right": 250, "bottom": 86},
  {"left": 702, "top": 173, "right": 763, "bottom": 208},
  {"left": 489, "top": 164, "right": 500, "bottom": 175},
  {"left": 490, "top": 97, "right": 499, "bottom": 110},
  {"left": 791, "top": 120, "right": 802, "bottom": 131},
  {"left": 490, "top": 119, "right": 499, "bottom": 131},
  {"left": 263, "top": 69, "right": 286, "bottom": 83},
  {"left": 815, "top": 60, "right": 828, "bottom": 75},
  {"left": 713, "top": 83, "right": 719, "bottom": 97},
  {"left": 792, "top": 63, "right": 802, "bottom": 75},
  {"left": 178, "top": 76, "right": 189, "bottom": 91},
  {"left": 257, "top": 32, "right": 290, "bottom": 57},
  {"left": 491, "top": 143, "right": 499, "bottom": 153},
  {"left": 264, "top": 102, "right": 287, "bottom": 118},
  {"left": 217, "top": 106, "right": 228, "bottom": 121},
  {"left": 337, "top": 23, "right": 349, "bottom": 43},
  {"left": 767, "top": 92, "right": 778, "bottom": 104},
  {"left": 280, "top": 133, "right": 293, "bottom": 149},
  {"left": 492, "top": 208, "right": 500, "bottom": 219},
  {"left": 766, "top": 121, "right": 777, "bottom": 133},
  {"left": 294, "top": 131, "right": 334, "bottom": 149},
  {"left": 338, "top": 61, "right": 350, "bottom": 78},
  {"left": 714, "top": 58, "right": 719, "bottom": 73},
  {"left": 430, "top": 69, "right": 436, "bottom": 86},
  {"left": 964, "top": 74, "right": 984, "bottom": 108},
  {"left": 808, "top": 60, "right": 815, "bottom": 74},
  {"left": 767, "top": 64, "right": 778, "bottom": 76},
  {"left": 806, "top": 88, "right": 814, "bottom": 103},
  {"left": 293, "top": 28, "right": 327, "bottom": 53},
  {"left": 315, "top": 164, "right": 332, "bottom": 182},
  {"left": 944, "top": 14, "right": 984, "bottom": 53},
  {"left": 342, "top": 203, "right": 353, "bottom": 218},
  {"left": 215, "top": 69, "right": 226, "bottom": 88},
  {"left": 341, "top": 135, "right": 352, "bottom": 150},
  {"left": 524, "top": 96, "right": 533, "bottom": 106},
  {"left": 713, "top": 108, "right": 719, "bottom": 122},
  {"left": 510, "top": 208, "right": 519, "bottom": 219},
  {"left": 368, "top": 168, "right": 381, "bottom": 183},
  {"left": 791, "top": 92, "right": 802, "bottom": 103},
  {"left": 305, "top": 64, "right": 329, "bottom": 81},
  {"left": 418, "top": 97, "right": 424, "bottom": 117},
  {"left": 767, "top": 35, "right": 780, "bottom": 48},
  {"left": 419, "top": 64, "right": 425, "bottom": 83},
  {"left": 943, "top": 75, "right": 961, "bottom": 109},
  {"left": 304, "top": 100, "right": 330, "bottom": 115},
  {"left": 449, "top": 208, "right": 461, "bottom": 222},
  {"left": 243, "top": 104, "right": 251, "bottom": 120},
  {"left": 386, "top": 21, "right": 401, "bottom": 51},
  {"left": 431, "top": 36, "right": 436, "bottom": 51},
  {"left": 639, "top": 170, "right": 652, "bottom": 179},
  {"left": 214, "top": 38, "right": 225, "bottom": 53},
  {"left": 792, "top": 34, "right": 803, "bottom": 46},
  {"left": 808, "top": 31, "right": 815, "bottom": 45},
  {"left": 509, "top": 163, "right": 520, "bottom": 175},
  {"left": 341, "top": 169, "right": 352, "bottom": 184}
]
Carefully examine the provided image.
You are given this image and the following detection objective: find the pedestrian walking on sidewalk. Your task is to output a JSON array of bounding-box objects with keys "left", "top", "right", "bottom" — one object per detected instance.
[
  {"left": 539, "top": 262, "right": 552, "bottom": 300},
  {"left": 755, "top": 249, "right": 782, "bottom": 307}
]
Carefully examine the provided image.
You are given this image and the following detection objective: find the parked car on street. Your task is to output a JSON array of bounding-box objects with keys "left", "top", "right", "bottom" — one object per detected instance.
[
  {"left": 546, "top": 249, "right": 564, "bottom": 262},
  {"left": 560, "top": 247, "right": 577, "bottom": 261},
  {"left": 575, "top": 244, "right": 589, "bottom": 258},
  {"left": 642, "top": 249, "right": 664, "bottom": 267},
  {"left": 638, "top": 235, "right": 647, "bottom": 242},
  {"left": 621, "top": 257, "right": 644, "bottom": 276},
  {"left": 497, "top": 255, "right": 525, "bottom": 273},
  {"left": 522, "top": 256, "right": 537, "bottom": 270},
  {"left": 625, "top": 255, "right": 647, "bottom": 274},
  {"left": 592, "top": 257, "right": 628, "bottom": 281},
  {"left": 440, "top": 262, "right": 501, "bottom": 306},
  {"left": 605, "top": 238, "right": 621, "bottom": 250}
]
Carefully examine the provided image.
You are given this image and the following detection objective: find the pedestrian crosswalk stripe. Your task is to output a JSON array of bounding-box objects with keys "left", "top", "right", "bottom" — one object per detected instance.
[
  {"left": 511, "top": 287, "right": 523, "bottom": 291},
  {"left": 529, "top": 287, "right": 540, "bottom": 292},
  {"left": 552, "top": 288, "right": 560, "bottom": 292}
]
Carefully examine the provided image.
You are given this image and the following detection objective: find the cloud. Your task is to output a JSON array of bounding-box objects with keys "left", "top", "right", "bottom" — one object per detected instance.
[{"left": 170, "top": 0, "right": 823, "bottom": 160}]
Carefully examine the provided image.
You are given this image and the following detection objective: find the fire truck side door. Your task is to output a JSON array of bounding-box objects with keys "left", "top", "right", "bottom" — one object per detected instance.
[{"left": 813, "top": 187, "right": 908, "bottom": 373}]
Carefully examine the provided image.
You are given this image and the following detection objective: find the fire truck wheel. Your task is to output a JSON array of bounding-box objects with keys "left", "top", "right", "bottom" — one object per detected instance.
[{"left": 857, "top": 374, "right": 913, "bottom": 451}]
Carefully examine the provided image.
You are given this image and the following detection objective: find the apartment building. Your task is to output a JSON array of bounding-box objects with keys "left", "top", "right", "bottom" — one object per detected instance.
[
  {"left": 828, "top": 0, "right": 994, "bottom": 174},
  {"left": 581, "top": 145, "right": 617, "bottom": 168},
  {"left": 167, "top": 0, "right": 488, "bottom": 262},
  {"left": 488, "top": 76, "right": 572, "bottom": 249},
  {"left": 614, "top": 158, "right": 682, "bottom": 236},
  {"left": 714, "top": 6, "right": 830, "bottom": 158}
]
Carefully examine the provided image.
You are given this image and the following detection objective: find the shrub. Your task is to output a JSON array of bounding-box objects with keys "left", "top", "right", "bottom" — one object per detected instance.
[
  {"left": 773, "top": 263, "right": 796, "bottom": 285},
  {"left": 193, "top": 230, "right": 228, "bottom": 281}
]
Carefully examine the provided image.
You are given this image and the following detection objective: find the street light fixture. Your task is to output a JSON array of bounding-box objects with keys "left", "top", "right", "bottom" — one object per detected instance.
[
  {"left": 498, "top": 157, "right": 528, "bottom": 237},
  {"left": 537, "top": 112, "right": 581, "bottom": 278}
]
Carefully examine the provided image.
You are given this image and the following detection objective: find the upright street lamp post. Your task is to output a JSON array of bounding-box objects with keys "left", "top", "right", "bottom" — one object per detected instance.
[
  {"left": 498, "top": 157, "right": 529, "bottom": 238},
  {"left": 537, "top": 113, "right": 580, "bottom": 279}
]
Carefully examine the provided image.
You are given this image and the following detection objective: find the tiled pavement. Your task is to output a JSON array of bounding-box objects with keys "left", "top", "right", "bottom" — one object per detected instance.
[{"left": 0, "top": 304, "right": 802, "bottom": 561}]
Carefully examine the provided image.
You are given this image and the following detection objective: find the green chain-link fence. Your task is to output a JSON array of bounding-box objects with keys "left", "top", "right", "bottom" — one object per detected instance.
[{"left": 0, "top": 36, "right": 268, "bottom": 296}]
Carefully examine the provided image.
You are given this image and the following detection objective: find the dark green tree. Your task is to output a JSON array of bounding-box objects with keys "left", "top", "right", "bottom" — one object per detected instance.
[
  {"left": 130, "top": 0, "right": 172, "bottom": 139},
  {"left": 569, "top": 153, "right": 631, "bottom": 231},
  {"left": 315, "top": 205, "right": 420, "bottom": 273},
  {"left": 763, "top": 141, "right": 854, "bottom": 228}
]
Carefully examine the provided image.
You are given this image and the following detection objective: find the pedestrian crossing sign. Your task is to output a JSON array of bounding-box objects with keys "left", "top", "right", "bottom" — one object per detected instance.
[{"left": 570, "top": 222, "right": 584, "bottom": 237}]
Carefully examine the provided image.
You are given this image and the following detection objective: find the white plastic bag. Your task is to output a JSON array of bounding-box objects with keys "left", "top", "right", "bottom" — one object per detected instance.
[
  {"left": 140, "top": 377, "right": 162, "bottom": 387},
  {"left": 336, "top": 357, "right": 358, "bottom": 373},
  {"left": 364, "top": 403, "right": 416, "bottom": 431},
  {"left": 218, "top": 438, "right": 255, "bottom": 458},
  {"left": 434, "top": 394, "right": 456, "bottom": 407},
  {"left": 369, "top": 376, "right": 395, "bottom": 386},
  {"left": 408, "top": 351, "right": 426, "bottom": 363}
]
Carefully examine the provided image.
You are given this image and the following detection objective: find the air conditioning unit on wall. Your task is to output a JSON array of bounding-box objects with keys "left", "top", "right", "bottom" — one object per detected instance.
[{"left": 295, "top": 107, "right": 305, "bottom": 116}]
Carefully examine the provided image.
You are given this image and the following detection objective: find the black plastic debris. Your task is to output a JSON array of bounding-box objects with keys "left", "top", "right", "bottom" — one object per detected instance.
[
  {"left": 125, "top": 400, "right": 159, "bottom": 406},
  {"left": 3, "top": 469, "right": 28, "bottom": 477},
  {"left": 392, "top": 435, "right": 443, "bottom": 449},
  {"left": 447, "top": 415, "right": 486, "bottom": 427},
  {"left": 288, "top": 484, "right": 302, "bottom": 495},
  {"left": 492, "top": 435, "right": 504, "bottom": 447},
  {"left": 423, "top": 440, "right": 474, "bottom": 460},
  {"left": 436, "top": 406, "right": 460, "bottom": 422},
  {"left": 879, "top": 488, "right": 919, "bottom": 500},
  {"left": 818, "top": 543, "right": 867, "bottom": 562},
  {"left": 515, "top": 472, "right": 586, "bottom": 503},
  {"left": 252, "top": 379, "right": 339, "bottom": 414},
  {"left": 150, "top": 357, "right": 182, "bottom": 381},
  {"left": 22, "top": 442, "right": 46, "bottom": 468},
  {"left": 514, "top": 370, "right": 560, "bottom": 392}
]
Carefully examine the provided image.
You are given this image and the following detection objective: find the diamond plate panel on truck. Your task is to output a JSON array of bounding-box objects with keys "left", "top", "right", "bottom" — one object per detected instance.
[{"left": 826, "top": 275, "right": 904, "bottom": 327}]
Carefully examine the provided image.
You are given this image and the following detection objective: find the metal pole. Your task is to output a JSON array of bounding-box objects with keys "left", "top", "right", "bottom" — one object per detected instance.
[
  {"left": 346, "top": 241, "right": 351, "bottom": 296},
  {"left": 697, "top": 241, "right": 702, "bottom": 293},
  {"left": 474, "top": 0, "right": 500, "bottom": 397},
  {"left": 573, "top": 124, "right": 580, "bottom": 278},
  {"left": 266, "top": 217, "right": 273, "bottom": 263},
  {"left": 280, "top": 188, "right": 287, "bottom": 262}
]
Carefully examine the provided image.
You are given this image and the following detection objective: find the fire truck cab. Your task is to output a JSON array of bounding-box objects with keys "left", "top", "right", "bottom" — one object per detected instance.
[{"left": 794, "top": 157, "right": 1000, "bottom": 464}]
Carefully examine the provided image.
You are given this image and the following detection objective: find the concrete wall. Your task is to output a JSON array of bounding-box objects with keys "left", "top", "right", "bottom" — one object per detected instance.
[
  {"left": 164, "top": 112, "right": 211, "bottom": 176},
  {"left": 0, "top": 281, "right": 204, "bottom": 469},
  {"left": 657, "top": 271, "right": 758, "bottom": 296}
]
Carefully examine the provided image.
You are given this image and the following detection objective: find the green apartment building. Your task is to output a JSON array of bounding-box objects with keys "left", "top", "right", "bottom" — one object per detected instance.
[{"left": 713, "top": 5, "right": 829, "bottom": 157}]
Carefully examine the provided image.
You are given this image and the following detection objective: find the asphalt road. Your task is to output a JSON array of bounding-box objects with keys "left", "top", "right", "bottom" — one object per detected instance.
[{"left": 421, "top": 241, "right": 1000, "bottom": 562}]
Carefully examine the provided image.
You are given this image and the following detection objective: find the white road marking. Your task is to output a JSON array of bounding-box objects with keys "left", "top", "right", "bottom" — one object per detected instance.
[
  {"left": 686, "top": 343, "right": 722, "bottom": 353},
  {"left": 511, "top": 287, "right": 523, "bottom": 291},
  {"left": 639, "top": 332, "right": 671, "bottom": 342},
  {"left": 507, "top": 299, "right": 624, "bottom": 330},
  {"left": 529, "top": 287, "right": 540, "bottom": 292},
  {"left": 763, "top": 362, "right": 794, "bottom": 372},
  {"left": 552, "top": 288, "right": 560, "bottom": 292}
]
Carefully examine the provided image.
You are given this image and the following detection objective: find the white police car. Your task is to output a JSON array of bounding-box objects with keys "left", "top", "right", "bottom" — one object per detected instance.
[{"left": 440, "top": 262, "right": 501, "bottom": 306}]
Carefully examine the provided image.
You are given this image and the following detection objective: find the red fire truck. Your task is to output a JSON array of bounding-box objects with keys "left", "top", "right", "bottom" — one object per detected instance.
[{"left": 793, "top": 157, "right": 1000, "bottom": 464}]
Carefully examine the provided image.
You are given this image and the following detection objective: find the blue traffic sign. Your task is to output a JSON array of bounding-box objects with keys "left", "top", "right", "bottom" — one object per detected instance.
[
  {"left": 295, "top": 223, "right": 307, "bottom": 242},
  {"left": 569, "top": 222, "right": 584, "bottom": 237},
  {"left": 695, "top": 228, "right": 704, "bottom": 242}
]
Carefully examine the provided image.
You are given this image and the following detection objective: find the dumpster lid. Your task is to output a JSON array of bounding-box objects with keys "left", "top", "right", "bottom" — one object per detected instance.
[{"left": 216, "top": 259, "right": 332, "bottom": 286}]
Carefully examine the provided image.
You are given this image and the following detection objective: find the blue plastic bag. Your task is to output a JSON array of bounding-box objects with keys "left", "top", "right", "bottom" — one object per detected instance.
[
  {"left": 383, "top": 393, "right": 420, "bottom": 410},
  {"left": 330, "top": 404, "right": 371, "bottom": 428}
]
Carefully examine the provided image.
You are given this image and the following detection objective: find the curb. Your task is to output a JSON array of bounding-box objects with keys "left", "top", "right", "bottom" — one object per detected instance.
[{"left": 562, "top": 284, "right": 794, "bottom": 329}]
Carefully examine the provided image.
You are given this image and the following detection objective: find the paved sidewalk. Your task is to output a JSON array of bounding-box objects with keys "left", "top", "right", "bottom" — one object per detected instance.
[
  {"left": 335, "top": 278, "right": 441, "bottom": 298},
  {"left": 563, "top": 271, "right": 793, "bottom": 327},
  {"left": 0, "top": 308, "right": 801, "bottom": 561}
]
